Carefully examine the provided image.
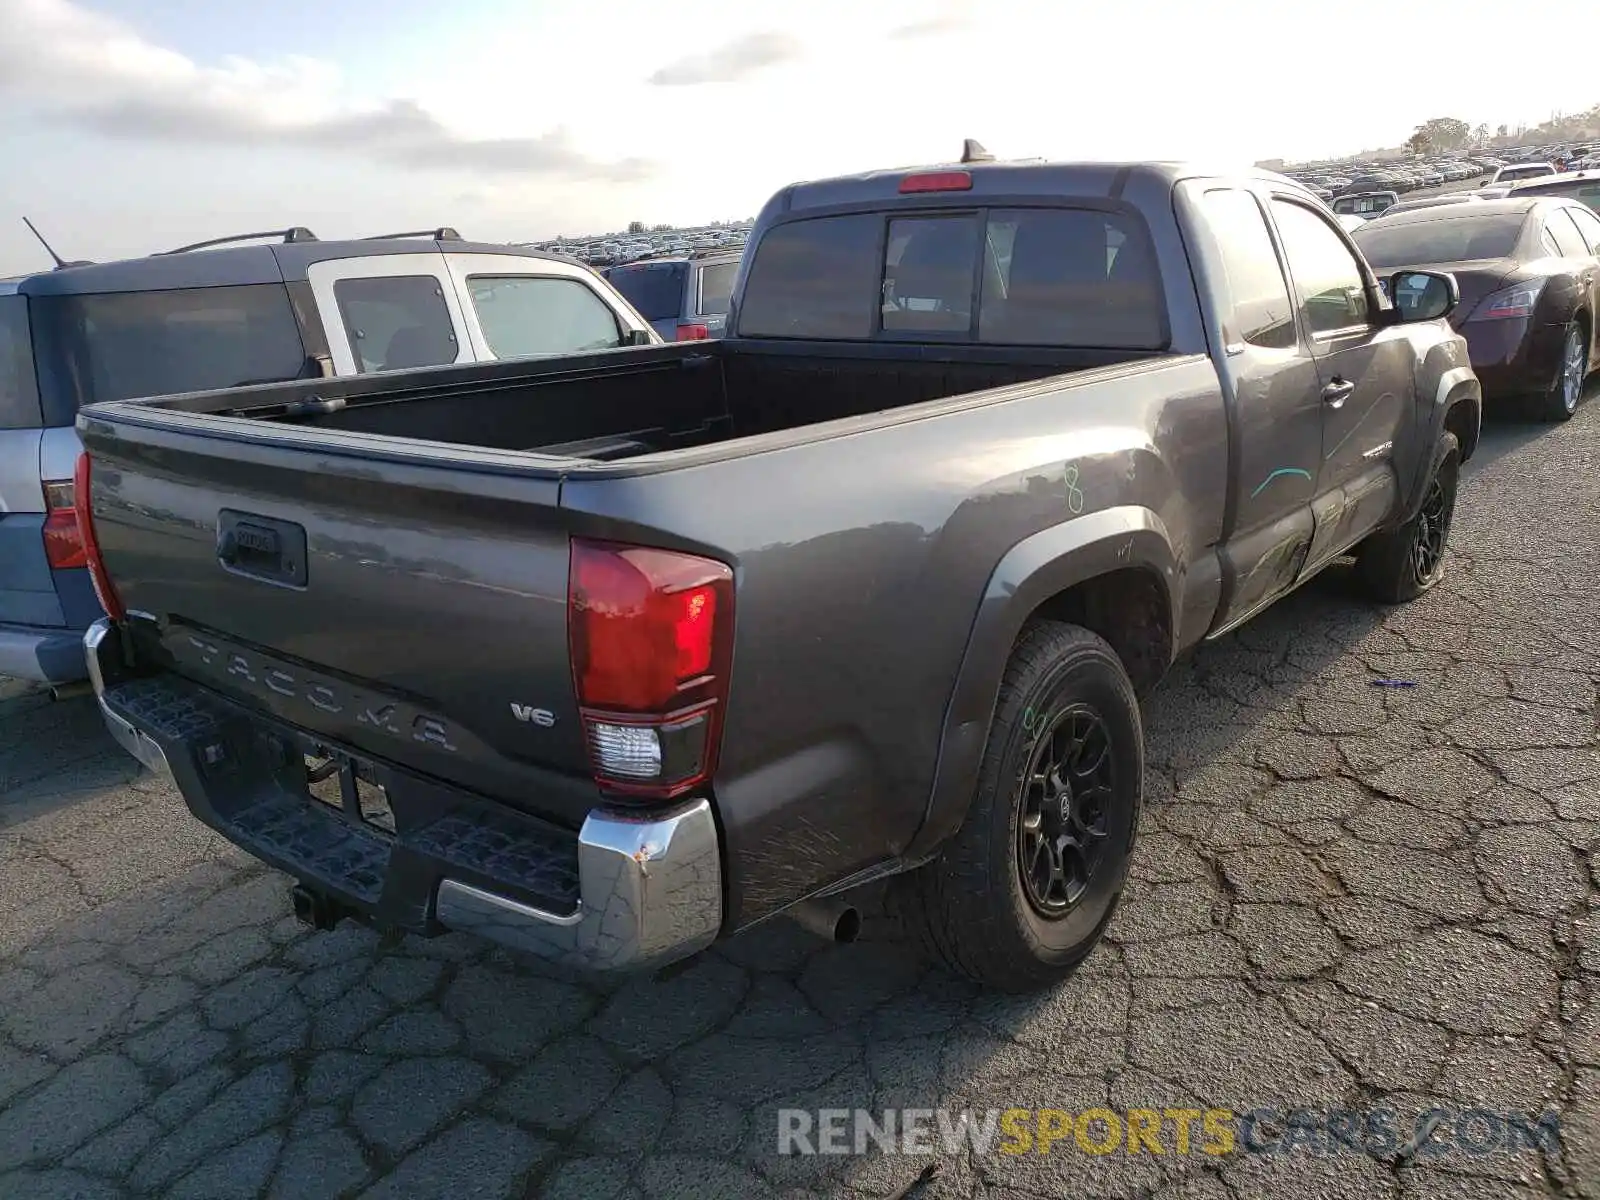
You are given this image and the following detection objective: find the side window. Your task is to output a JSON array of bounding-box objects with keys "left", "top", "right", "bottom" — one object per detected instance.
[
  {"left": 1197, "top": 190, "right": 1298, "bottom": 350},
  {"left": 1544, "top": 213, "right": 1588, "bottom": 258},
  {"left": 1270, "top": 200, "right": 1372, "bottom": 336},
  {"left": 54, "top": 284, "right": 308, "bottom": 406},
  {"left": 737, "top": 215, "right": 881, "bottom": 339},
  {"left": 464, "top": 276, "right": 622, "bottom": 359},
  {"left": 882, "top": 216, "right": 980, "bottom": 333},
  {"left": 1539, "top": 226, "right": 1564, "bottom": 257},
  {"left": 0, "top": 296, "right": 41, "bottom": 430},
  {"left": 333, "top": 275, "right": 458, "bottom": 373},
  {"left": 1564, "top": 205, "right": 1600, "bottom": 254},
  {"left": 696, "top": 262, "right": 737, "bottom": 317}
]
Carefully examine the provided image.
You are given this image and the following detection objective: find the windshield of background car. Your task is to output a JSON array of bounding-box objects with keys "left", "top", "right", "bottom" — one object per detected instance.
[
  {"left": 1352, "top": 214, "right": 1526, "bottom": 268},
  {"left": 605, "top": 262, "right": 687, "bottom": 321},
  {"left": 0, "top": 296, "right": 41, "bottom": 429},
  {"left": 31, "top": 283, "right": 309, "bottom": 412},
  {"left": 1500, "top": 164, "right": 1554, "bottom": 180},
  {"left": 737, "top": 207, "right": 1167, "bottom": 348}
]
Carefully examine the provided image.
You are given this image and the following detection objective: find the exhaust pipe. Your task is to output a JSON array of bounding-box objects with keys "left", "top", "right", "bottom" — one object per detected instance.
[
  {"left": 50, "top": 682, "right": 93, "bottom": 701},
  {"left": 788, "top": 897, "right": 862, "bottom": 944}
]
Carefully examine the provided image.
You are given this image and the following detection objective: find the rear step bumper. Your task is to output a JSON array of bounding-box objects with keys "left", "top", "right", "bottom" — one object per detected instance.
[{"left": 84, "top": 619, "right": 723, "bottom": 973}]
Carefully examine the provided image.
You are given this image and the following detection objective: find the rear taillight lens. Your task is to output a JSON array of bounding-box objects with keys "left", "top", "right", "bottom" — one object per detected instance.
[
  {"left": 72, "top": 453, "right": 125, "bottom": 620},
  {"left": 568, "top": 538, "right": 734, "bottom": 800},
  {"left": 1469, "top": 280, "right": 1544, "bottom": 321},
  {"left": 41, "top": 478, "right": 87, "bottom": 569},
  {"left": 675, "top": 322, "right": 710, "bottom": 341}
]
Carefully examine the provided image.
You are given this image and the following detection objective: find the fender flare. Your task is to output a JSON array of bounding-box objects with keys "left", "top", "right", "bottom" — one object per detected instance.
[
  {"left": 1404, "top": 366, "right": 1479, "bottom": 520},
  {"left": 901, "top": 506, "right": 1179, "bottom": 862}
]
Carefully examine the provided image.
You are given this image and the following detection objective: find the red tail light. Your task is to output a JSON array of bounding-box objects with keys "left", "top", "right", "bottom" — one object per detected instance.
[
  {"left": 899, "top": 170, "right": 973, "bottom": 193},
  {"left": 72, "top": 453, "right": 125, "bottom": 620},
  {"left": 41, "top": 478, "right": 87, "bottom": 569},
  {"left": 675, "top": 322, "right": 710, "bottom": 341},
  {"left": 568, "top": 538, "right": 734, "bottom": 800}
]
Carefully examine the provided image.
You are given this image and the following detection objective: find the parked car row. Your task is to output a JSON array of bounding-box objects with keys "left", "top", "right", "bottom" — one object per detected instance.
[{"left": 526, "top": 224, "right": 751, "bottom": 268}]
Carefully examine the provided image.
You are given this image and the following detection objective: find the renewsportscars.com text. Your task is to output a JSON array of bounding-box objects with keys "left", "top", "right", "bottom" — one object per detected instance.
[{"left": 777, "top": 1106, "right": 1562, "bottom": 1158}]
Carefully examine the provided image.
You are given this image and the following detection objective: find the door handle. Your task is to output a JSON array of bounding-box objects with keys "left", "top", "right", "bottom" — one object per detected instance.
[{"left": 1322, "top": 378, "right": 1355, "bottom": 408}]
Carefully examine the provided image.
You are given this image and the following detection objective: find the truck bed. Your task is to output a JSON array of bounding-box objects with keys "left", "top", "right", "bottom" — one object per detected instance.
[{"left": 138, "top": 341, "right": 1159, "bottom": 465}]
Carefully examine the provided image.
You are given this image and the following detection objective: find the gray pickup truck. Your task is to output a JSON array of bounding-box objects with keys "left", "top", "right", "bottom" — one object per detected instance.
[{"left": 77, "top": 157, "right": 1481, "bottom": 991}]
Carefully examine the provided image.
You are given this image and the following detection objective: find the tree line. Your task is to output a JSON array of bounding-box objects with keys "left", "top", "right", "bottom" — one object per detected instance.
[{"left": 1404, "top": 105, "right": 1600, "bottom": 155}]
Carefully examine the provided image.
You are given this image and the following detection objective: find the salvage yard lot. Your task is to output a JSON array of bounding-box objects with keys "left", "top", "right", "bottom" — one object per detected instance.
[{"left": 3, "top": 397, "right": 1599, "bottom": 1200}]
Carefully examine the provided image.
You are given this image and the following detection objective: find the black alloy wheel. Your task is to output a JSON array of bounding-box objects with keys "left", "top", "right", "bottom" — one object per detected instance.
[{"left": 1016, "top": 705, "right": 1114, "bottom": 916}]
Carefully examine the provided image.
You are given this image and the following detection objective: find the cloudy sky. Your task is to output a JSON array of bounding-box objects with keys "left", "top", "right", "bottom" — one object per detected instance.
[{"left": 1, "top": 0, "right": 1595, "bottom": 272}]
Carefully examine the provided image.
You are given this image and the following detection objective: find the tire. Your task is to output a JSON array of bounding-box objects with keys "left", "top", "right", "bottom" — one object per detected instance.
[
  {"left": 896, "top": 621, "right": 1142, "bottom": 992},
  {"left": 1532, "top": 319, "right": 1587, "bottom": 423},
  {"left": 1354, "top": 430, "right": 1460, "bottom": 604}
]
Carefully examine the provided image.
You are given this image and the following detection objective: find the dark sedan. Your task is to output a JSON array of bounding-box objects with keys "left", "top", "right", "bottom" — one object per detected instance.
[{"left": 1352, "top": 197, "right": 1600, "bottom": 420}]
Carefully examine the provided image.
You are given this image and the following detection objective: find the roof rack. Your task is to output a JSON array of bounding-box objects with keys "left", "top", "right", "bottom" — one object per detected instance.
[
  {"left": 362, "top": 227, "right": 463, "bottom": 241},
  {"left": 160, "top": 227, "right": 319, "bottom": 255}
]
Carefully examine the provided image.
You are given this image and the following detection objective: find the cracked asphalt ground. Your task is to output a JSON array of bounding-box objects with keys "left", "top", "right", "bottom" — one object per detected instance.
[{"left": 4, "top": 397, "right": 1600, "bottom": 1200}]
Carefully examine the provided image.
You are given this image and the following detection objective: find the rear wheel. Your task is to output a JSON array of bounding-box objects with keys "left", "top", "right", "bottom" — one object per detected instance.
[
  {"left": 896, "top": 621, "right": 1142, "bottom": 992},
  {"left": 1533, "top": 319, "right": 1587, "bottom": 422},
  {"left": 1354, "top": 431, "right": 1459, "bottom": 604}
]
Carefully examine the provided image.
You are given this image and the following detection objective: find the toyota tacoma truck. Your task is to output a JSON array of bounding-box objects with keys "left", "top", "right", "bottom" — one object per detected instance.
[{"left": 76, "top": 154, "right": 1481, "bottom": 991}]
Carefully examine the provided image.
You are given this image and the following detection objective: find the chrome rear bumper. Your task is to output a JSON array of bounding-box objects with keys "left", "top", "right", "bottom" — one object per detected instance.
[{"left": 84, "top": 618, "right": 723, "bottom": 972}]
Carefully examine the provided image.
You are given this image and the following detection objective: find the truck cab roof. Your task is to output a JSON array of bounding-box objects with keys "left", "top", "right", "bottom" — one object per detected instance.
[{"left": 769, "top": 158, "right": 1321, "bottom": 217}]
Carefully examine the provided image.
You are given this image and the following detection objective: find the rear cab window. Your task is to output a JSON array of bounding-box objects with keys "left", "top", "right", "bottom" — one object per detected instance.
[
  {"left": 737, "top": 206, "right": 1166, "bottom": 348},
  {"left": 463, "top": 276, "right": 622, "bottom": 359},
  {"left": 0, "top": 295, "right": 41, "bottom": 429},
  {"left": 30, "top": 283, "right": 310, "bottom": 412},
  {"left": 333, "top": 276, "right": 459, "bottom": 373}
]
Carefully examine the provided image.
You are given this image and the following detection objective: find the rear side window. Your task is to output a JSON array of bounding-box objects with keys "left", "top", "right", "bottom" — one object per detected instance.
[
  {"left": 0, "top": 296, "right": 41, "bottom": 429},
  {"left": 1564, "top": 205, "right": 1600, "bottom": 253},
  {"left": 334, "top": 275, "right": 459, "bottom": 373},
  {"left": 465, "top": 276, "right": 622, "bottom": 359},
  {"left": 1197, "top": 189, "right": 1297, "bottom": 350},
  {"left": 1542, "top": 213, "right": 1588, "bottom": 258},
  {"left": 696, "top": 262, "right": 737, "bottom": 316},
  {"left": 607, "top": 262, "right": 688, "bottom": 321},
  {"left": 739, "top": 208, "right": 1165, "bottom": 348},
  {"left": 39, "top": 283, "right": 308, "bottom": 406}
]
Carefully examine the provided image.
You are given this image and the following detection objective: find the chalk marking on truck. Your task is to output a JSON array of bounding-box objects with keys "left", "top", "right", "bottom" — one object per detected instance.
[
  {"left": 1249, "top": 467, "right": 1313, "bottom": 499},
  {"left": 1063, "top": 464, "right": 1085, "bottom": 514}
]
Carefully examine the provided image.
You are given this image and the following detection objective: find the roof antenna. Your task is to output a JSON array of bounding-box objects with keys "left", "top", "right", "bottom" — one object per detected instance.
[
  {"left": 960, "top": 139, "right": 995, "bottom": 164},
  {"left": 22, "top": 217, "right": 90, "bottom": 270}
]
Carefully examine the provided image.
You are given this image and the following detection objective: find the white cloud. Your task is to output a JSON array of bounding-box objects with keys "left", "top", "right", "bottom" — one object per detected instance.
[
  {"left": 647, "top": 32, "right": 804, "bottom": 86},
  {"left": 0, "top": 0, "right": 652, "bottom": 181}
]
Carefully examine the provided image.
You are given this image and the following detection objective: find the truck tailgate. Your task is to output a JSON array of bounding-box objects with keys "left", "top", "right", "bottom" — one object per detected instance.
[{"left": 81, "top": 414, "right": 600, "bottom": 828}]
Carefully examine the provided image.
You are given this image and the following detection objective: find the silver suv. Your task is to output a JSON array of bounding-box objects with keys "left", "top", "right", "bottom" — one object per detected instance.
[{"left": 0, "top": 228, "right": 657, "bottom": 685}]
